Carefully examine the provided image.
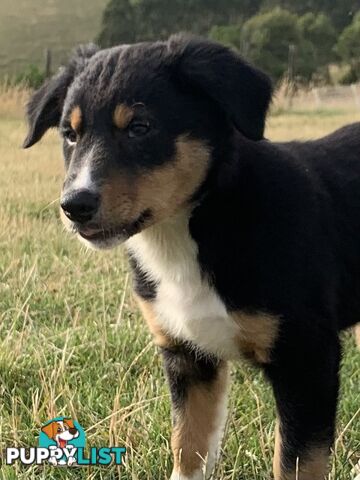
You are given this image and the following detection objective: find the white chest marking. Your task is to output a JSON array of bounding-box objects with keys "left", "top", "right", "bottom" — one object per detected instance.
[{"left": 127, "top": 211, "right": 240, "bottom": 358}]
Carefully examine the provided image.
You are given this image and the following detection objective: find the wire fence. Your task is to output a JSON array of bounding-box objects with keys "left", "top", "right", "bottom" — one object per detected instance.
[{"left": 276, "top": 82, "right": 360, "bottom": 111}]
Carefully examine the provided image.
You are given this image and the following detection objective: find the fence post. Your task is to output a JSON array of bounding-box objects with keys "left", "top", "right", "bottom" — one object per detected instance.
[
  {"left": 44, "top": 49, "right": 52, "bottom": 78},
  {"left": 351, "top": 84, "right": 360, "bottom": 109},
  {"left": 286, "top": 44, "right": 296, "bottom": 109},
  {"left": 288, "top": 44, "right": 295, "bottom": 83},
  {"left": 312, "top": 88, "right": 321, "bottom": 109}
]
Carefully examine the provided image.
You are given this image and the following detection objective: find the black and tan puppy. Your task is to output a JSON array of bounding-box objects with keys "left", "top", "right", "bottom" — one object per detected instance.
[{"left": 24, "top": 35, "right": 360, "bottom": 480}]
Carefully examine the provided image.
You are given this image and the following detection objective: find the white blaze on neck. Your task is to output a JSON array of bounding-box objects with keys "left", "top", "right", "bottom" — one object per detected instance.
[{"left": 127, "top": 210, "right": 240, "bottom": 359}]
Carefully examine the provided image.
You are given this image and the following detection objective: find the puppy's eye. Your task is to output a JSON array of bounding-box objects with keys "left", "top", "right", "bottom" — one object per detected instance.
[
  {"left": 64, "top": 129, "right": 77, "bottom": 145},
  {"left": 128, "top": 121, "right": 150, "bottom": 138}
]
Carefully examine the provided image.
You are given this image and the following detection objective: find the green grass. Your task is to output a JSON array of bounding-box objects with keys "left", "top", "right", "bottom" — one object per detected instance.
[
  {"left": 0, "top": 105, "right": 359, "bottom": 479},
  {"left": 0, "top": 0, "right": 107, "bottom": 76}
]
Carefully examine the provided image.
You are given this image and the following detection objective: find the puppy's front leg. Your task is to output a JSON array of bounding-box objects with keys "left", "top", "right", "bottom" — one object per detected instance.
[
  {"left": 162, "top": 345, "right": 229, "bottom": 480},
  {"left": 136, "top": 297, "right": 229, "bottom": 479}
]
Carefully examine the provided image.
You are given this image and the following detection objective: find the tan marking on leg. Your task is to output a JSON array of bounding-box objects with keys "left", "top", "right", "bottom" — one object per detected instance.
[
  {"left": 172, "top": 363, "right": 228, "bottom": 478},
  {"left": 99, "top": 136, "right": 211, "bottom": 229},
  {"left": 354, "top": 323, "right": 360, "bottom": 348},
  {"left": 231, "top": 311, "right": 279, "bottom": 363},
  {"left": 113, "top": 104, "right": 134, "bottom": 129},
  {"left": 70, "top": 106, "right": 82, "bottom": 133},
  {"left": 273, "top": 422, "right": 329, "bottom": 480},
  {"left": 135, "top": 296, "right": 172, "bottom": 348}
]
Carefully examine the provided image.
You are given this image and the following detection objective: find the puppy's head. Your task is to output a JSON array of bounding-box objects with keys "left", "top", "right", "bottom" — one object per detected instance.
[{"left": 24, "top": 35, "right": 272, "bottom": 250}]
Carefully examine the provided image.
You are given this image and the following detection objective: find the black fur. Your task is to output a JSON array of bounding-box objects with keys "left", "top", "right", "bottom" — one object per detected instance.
[
  {"left": 162, "top": 344, "right": 221, "bottom": 412},
  {"left": 128, "top": 254, "right": 157, "bottom": 301},
  {"left": 189, "top": 125, "right": 360, "bottom": 467},
  {"left": 168, "top": 34, "right": 272, "bottom": 140}
]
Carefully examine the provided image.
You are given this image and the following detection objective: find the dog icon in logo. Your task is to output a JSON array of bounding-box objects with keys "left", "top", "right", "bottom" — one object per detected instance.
[{"left": 39, "top": 417, "right": 85, "bottom": 466}]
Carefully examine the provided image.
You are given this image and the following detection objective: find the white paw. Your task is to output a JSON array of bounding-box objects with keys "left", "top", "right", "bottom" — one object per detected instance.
[{"left": 170, "top": 469, "right": 206, "bottom": 480}]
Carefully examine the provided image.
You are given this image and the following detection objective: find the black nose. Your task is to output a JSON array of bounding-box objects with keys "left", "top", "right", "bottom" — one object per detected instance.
[
  {"left": 60, "top": 189, "right": 100, "bottom": 223},
  {"left": 69, "top": 428, "right": 77, "bottom": 435}
]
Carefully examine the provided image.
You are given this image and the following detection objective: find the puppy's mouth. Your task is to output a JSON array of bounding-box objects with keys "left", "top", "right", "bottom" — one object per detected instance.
[{"left": 75, "top": 209, "right": 152, "bottom": 243}]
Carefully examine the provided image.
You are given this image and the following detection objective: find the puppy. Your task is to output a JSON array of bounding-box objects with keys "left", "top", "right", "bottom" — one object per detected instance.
[{"left": 24, "top": 35, "right": 360, "bottom": 480}]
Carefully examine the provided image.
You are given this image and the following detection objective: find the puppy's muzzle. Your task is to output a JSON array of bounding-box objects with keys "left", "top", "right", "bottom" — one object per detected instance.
[{"left": 61, "top": 189, "right": 100, "bottom": 224}]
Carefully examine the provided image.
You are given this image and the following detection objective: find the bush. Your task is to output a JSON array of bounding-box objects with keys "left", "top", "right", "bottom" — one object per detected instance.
[
  {"left": 335, "top": 11, "right": 360, "bottom": 82},
  {"left": 209, "top": 24, "right": 243, "bottom": 51},
  {"left": 339, "top": 66, "right": 359, "bottom": 85},
  {"left": 15, "top": 65, "right": 46, "bottom": 89}
]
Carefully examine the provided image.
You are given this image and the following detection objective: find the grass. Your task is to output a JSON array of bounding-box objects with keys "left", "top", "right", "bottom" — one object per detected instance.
[
  {"left": 0, "top": 0, "right": 107, "bottom": 76},
  {"left": 0, "top": 92, "right": 359, "bottom": 479}
]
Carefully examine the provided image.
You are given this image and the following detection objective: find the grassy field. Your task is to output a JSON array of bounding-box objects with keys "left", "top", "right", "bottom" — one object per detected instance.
[
  {"left": 0, "top": 93, "right": 359, "bottom": 480},
  {"left": 0, "top": 0, "right": 107, "bottom": 76}
]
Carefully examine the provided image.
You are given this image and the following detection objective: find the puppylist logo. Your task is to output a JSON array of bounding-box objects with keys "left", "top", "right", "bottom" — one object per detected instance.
[{"left": 6, "top": 417, "right": 126, "bottom": 467}]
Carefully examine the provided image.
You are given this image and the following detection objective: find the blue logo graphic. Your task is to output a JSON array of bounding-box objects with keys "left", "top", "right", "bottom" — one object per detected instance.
[
  {"left": 39, "top": 417, "right": 86, "bottom": 466},
  {"left": 5, "top": 416, "right": 126, "bottom": 467}
]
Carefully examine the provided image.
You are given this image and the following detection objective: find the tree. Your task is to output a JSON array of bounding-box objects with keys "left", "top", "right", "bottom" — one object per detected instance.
[
  {"left": 97, "top": 0, "right": 262, "bottom": 47},
  {"left": 97, "top": 0, "right": 137, "bottom": 46},
  {"left": 209, "top": 24, "right": 243, "bottom": 51},
  {"left": 335, "top": 11, "right": 360, "bottom": 82},
  {"left": 297, "top": 12, "right": 337, "bottom": 82},
  {"left": 261, "top": 0, "right": 360, "bottom": 30},
  {"left": 241, "top": 8, "right": 303, "bottom": 81},
  {"left": 298, "top": 13, "right": 337, "bottom": 66}
]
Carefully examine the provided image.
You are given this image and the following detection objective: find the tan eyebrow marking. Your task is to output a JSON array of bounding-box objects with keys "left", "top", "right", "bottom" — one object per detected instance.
[
  {"left": 70, "top": 106, "right": 82, "bottom": 133},
  {"left": 113, "top": 104, "right": 134, "bottom": 129}
]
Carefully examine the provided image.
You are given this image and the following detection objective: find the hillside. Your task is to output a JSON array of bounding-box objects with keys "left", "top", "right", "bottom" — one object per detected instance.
[{"left": 0, "top": 0, "right": 108, "bottom": 75}]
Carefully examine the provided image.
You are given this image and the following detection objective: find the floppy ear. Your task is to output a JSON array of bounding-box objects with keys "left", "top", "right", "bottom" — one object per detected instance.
[
  {"left": 168, "top": 35, "right": 272, "bottom": 141},
  {"left": 64, "top": 418, "right": 75, "bottom": 429},
  {"left": 41, "top": 421, "right": 56, "bottom": 439},
  {"left": 23, "top": 44, "right": 99, "bottom": 149}
]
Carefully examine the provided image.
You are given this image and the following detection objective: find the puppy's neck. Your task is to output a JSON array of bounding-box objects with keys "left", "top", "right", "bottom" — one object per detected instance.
[{"left": 127, "top": 207, "right": 199, "bottom": 283}]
